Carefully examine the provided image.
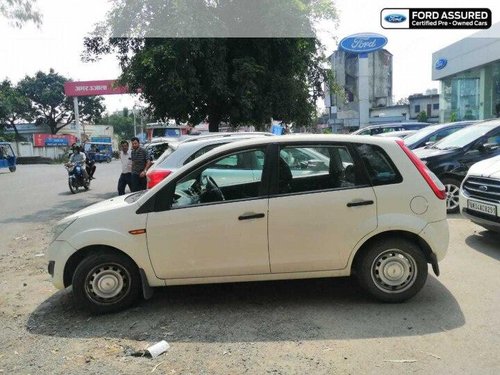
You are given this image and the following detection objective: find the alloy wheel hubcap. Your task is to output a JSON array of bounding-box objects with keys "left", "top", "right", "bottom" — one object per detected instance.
[{"left": 445, "top": 184, "right": 460, "bottom": 210}]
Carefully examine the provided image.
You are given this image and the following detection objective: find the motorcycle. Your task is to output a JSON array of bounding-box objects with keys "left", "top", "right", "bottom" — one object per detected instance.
[{"left": 65, "top": 162, "right": 90, "bottom": 194}]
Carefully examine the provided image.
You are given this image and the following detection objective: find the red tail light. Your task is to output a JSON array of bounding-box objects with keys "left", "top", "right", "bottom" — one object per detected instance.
[
  {"left": 396, "top": 139, "right": 446, "bottom": 200},
  {"left": 146, "top": 169, "right": 172, "bottom": 189}
]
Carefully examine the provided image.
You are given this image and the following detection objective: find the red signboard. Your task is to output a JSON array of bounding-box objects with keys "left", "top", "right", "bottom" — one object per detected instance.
[
  {"left": 64, "top": 80, "right": 129, "bottom": 97},
  {"left": 34, "top": 133, "right": 78, "bottom": 147}
]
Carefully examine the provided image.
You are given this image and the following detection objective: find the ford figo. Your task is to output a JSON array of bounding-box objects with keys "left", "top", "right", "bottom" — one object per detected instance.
[{"left": 47, "top": 135, "right": 449, "bottom": 313}]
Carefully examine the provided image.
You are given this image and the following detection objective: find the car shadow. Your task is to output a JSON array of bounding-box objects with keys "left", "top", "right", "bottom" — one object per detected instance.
[
  {"left": 465, "top": 230, "right": 500, "bottom": 261},
  {"left": 27, "top": 275, "right": 464, "bottom": 343},
  {"left": 1, "top": 192, "right": 116, "bottom": 224}
]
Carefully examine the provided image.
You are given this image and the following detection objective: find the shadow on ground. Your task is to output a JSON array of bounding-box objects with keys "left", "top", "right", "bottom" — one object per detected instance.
[
  {"left": 465, "top": 229, "right": 500, "bottom": 261},
  {"left": 28, "top": 275, "right": 464, "bottom": 343}
]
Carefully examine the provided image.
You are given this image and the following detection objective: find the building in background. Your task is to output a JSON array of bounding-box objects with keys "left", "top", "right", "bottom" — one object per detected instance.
[
  {"left": 408, "top": 89, "right": 440, "bottom": 123},
  {"left": 432, "top": 22, "right": 500, "bottom": 123},
  {"left": 327, "top": 49, "right": 393, "bottom": 132}
]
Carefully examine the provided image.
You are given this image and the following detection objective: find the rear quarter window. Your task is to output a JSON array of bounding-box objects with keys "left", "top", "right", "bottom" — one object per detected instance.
[{"left": 355, "top": 144, "right": 402, "bottom": 186}]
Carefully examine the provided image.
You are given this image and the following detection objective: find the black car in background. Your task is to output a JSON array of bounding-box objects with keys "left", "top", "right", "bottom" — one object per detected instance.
[
  {"left": 404, "top": 121, "right": 478, "bottom": 150},
  {"left": 414, "top": 120, "right": 500, "bottom": 213}
]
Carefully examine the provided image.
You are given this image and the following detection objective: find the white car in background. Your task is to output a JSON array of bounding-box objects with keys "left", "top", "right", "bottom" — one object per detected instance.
[{"left": 459, "top": 155, "right": 500, "bottom": 233}]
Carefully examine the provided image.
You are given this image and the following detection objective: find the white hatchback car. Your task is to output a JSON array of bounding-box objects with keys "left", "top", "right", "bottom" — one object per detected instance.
[{"left": 47, "top": 135, "right": 449, "bottom": 313}]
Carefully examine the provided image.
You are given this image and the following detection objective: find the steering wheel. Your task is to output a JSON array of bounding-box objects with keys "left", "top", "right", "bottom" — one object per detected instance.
[{"left": 205, "top": 176, "right": 225, "bottom": 201}]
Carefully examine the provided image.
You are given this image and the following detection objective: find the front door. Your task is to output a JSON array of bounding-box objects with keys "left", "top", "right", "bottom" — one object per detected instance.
[{"left": 146, "top": 148, "right": 270, "bottom": 279}]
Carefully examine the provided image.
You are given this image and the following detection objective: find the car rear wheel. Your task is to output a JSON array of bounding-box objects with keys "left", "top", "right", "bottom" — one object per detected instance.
[
  {"left": 442, "top": 177, "right": 461, "bottom": 213},
  {"left": 356, "top": 238, "right": 428, "bottom": 302},
  {"left": 72, "top": 251, "right": 141, "bottom": 314}
]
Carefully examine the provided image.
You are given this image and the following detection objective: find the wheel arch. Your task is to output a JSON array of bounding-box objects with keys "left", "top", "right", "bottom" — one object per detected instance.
[
  {"left": 351, "top": 230, "right": 434, "bottom": 274},
  {"left": 63, "top": 245, "right": 140, "bottom": 288}
]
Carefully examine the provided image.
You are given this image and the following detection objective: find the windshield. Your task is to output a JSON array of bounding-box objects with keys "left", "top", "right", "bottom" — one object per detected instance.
[
  {"left": 404, "top": 125, "right": 442, "bottom": 145},
  {"left": 432, "top": 124, "right": 495, "bottom": 150}
]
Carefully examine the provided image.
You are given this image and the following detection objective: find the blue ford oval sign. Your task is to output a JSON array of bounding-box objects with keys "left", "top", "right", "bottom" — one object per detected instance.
[
  {"left": 339, "top": 33, "right": 388, "bottom": 54},
  {"left": 384, "top": 14, "right": 406, "bottom": 23},
  {"left": 435, "top": 58, "right": 448, "bottom": 70}
]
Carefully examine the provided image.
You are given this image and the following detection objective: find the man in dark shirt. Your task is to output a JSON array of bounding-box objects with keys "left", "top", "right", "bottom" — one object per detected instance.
[{"left": 130, "top": 137, "right": 152, "bottom": 192}]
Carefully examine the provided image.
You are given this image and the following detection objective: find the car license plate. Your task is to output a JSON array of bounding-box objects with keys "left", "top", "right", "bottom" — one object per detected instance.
[{"left": 467, "top": 200, "right": 497, "bottom": 216}]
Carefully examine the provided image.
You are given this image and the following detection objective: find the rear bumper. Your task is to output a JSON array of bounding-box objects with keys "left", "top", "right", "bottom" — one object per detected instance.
[{"left": 419, "top": 219, "right": 449, "bottom": 262}]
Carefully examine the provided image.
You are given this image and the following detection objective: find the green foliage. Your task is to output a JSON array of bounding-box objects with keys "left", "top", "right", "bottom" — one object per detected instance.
[
  {"left": 0, "top": 0, "right": 42, "bottom": 28},
  {"left": 417, "top": 111, "right": 428, "bottom": 122},
  {"left": 96, "top": 110, "right": 135, "bottom": 140},
  {"left": 18, "top": 69, "right": 106, "bottom": 134},
  {"left": 83, "top": 0, "right": 338, "bottom": 132},
  {"left": 0, "top": 79, "right": 33, "bottom": 140},
  {"left": 449, "top": 112, "right": 458, "bottom": 122}
]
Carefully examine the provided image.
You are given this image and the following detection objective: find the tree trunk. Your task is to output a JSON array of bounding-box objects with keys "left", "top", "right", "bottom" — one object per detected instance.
[
  {"left": 8, "top": 121, "right": 23, "bottom": 141},
  {"left": 208, "top": 114, "right": 221, "bottom": 133}
]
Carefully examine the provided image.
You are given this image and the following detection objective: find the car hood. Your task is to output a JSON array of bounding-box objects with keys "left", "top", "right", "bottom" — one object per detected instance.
[
  {"left": 468, "top": 155, "right": 500, "bottom": 178},
  {"left": 66, "top": 194, "right": 134, "bottom": 220},
  {"left": 413, "top": 147, "right": 457, "bottom": 160}
]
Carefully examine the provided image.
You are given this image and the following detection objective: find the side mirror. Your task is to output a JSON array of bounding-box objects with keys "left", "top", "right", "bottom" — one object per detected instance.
[
  {"left": 481, "top": 143, "right": 499, "bottom": 152},
  {"left": 424, "top": 141, "right": 435, "bottom": 147}
]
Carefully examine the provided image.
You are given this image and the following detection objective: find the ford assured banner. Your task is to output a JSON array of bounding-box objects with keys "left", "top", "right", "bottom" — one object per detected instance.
[{"left": 381, "top": 8, "right": 491, "bottom": 29}]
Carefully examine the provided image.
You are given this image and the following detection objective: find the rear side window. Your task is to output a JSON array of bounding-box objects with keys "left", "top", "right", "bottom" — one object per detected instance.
[
  {"left": 183, "top": 142, "right": 230, "bottom": 164},
  {"left": 355, "top": 144, "right": 402, "bottom": 186}
]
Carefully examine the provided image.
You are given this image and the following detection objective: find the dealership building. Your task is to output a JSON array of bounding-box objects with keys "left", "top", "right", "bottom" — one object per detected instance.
[{"left": 432, "top": 22, "right": 500, "bottom": 122}]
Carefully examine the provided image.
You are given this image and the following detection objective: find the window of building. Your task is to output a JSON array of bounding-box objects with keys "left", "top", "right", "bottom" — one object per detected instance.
[
  {"left": 433, "top": 103, "right": 439, "bottom": 110},
  {"left": 415, "top": 105, "right": 420, "bottom": 113}
]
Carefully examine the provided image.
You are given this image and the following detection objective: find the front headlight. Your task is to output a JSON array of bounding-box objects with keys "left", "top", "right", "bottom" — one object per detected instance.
[{"left": 52, "top": 217, "right": 77, "bottom": 241}]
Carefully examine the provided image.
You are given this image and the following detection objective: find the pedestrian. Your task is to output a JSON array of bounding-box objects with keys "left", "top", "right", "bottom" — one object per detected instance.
[
  {"left": 130, "top": 136, "right": 151, "bottom": 192},
  {"left": 118, "top": 140, "right": 132, "bottom": 195}
]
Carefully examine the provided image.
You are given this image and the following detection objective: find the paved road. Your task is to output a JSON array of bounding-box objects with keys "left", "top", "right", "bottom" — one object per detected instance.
[{"left": 0, "top": 163, "right": 499, "bottom": 374}]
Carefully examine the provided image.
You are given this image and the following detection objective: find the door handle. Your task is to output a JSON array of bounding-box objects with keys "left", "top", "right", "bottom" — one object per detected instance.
[
  {"left": 238, "top": 213, "right": 265, "bottom": 220},
  {"left": 347, "top": 200, "right": 374, "bottom": 207}
]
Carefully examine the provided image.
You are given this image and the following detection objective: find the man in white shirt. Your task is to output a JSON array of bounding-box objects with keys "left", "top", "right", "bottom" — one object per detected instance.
[{"left": 118, "top": 140, "right": 132, "bottom": 195}]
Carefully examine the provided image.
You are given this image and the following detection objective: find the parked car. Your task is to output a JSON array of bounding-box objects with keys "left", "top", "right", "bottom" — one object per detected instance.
[
  {"left": 414, "top": 119, "right": 500, "bottom": 213},
  {"left": 144, "top": 137, "right": 179, "bottom": 161},
  {"left": 404, "top": 121, "right": 478, "bottom": 150},
  {"left": 351, "top": 122, "right": 430, "bottom": 136},
  {"left": 47, "top": 135, "right": 449, "bottom": 313},
  {"left": 146, "top": 133, "right": 273, "bottom": 188},
  {"left": 459, "top": 155, "right": 500, "bottom": 233},
  {"left": 374, "top": 130, "right": 417, "bottom": 139}
]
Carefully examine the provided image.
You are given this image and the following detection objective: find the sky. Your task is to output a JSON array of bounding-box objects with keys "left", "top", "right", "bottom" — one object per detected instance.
[{"left": 1, "top": 0, "right": 500, "bottom": 115}]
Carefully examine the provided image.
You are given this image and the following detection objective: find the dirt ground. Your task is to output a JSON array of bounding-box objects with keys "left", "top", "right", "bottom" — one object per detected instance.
[{"left": 0, "top": 165, "right": 499, "bottom": 374}]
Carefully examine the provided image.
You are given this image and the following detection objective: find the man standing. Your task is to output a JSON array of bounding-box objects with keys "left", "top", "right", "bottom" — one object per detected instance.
[
  {"left": 118, "top": 140, "right": 132, "bottom": 195},
  {"left": 130, "top": 137, "right": 151, "bottom": 192}
]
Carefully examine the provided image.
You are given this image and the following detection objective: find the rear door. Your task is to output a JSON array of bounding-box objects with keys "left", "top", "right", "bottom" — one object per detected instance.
[{"left": 267, "top": 142, "right": 377, "bottom": 273}]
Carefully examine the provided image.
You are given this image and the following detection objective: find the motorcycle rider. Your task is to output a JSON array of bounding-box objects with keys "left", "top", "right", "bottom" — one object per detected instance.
[
  {"left": 85, "top": 145, "right": 97, "bottom": 180},
  {"left": 67, "top": 145, "right": 89, "bottom": 180}
]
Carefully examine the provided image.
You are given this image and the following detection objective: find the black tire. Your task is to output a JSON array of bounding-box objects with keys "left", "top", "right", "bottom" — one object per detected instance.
[
  {"left": 9, "top": 166, "right": 16, "bottom": 172},
  {"left": 72, "top": 251, "right": 141, "bottom": 314},
  {"left": 356, "top": 238, "right": 428, "bottom": 302},
  {"left": 84, "top": 179, "right": 90, "bottom": 191},
  {"left": 441, "top": 177, "right": 461, "bottom": 214},
  {"left": 68, "top": 180, "right": 77, "bottom": 194}
]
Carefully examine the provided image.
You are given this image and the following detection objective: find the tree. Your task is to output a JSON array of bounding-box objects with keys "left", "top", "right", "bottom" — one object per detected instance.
[
  {"left": 395, "top": 97, "right": 409, "bottom": 106},
  {"left": 0, "top": 0, "right": 42, "bottom": 28},
  {"left": 83, "top": 0, "right": 338, "bottom": 132},
  {"left": 18, "top": 69, "right": 106, "bottom": 134},
  {"left": 417, "top": 110, "right": 428, "bottom": 122},
  {"left": 0, "top": 79, "right": 33, "bottom": 140},
  {"left": 96, "top": 108, "right": 135, "bottom": 140}
]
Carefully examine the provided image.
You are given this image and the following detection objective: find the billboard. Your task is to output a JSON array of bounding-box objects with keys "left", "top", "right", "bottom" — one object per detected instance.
[
  {"left": 64, "top": 80, "right": 129, "bottom": 97},
  {"left": 33, "top": 134, "right": 77, "bottom": 147}
]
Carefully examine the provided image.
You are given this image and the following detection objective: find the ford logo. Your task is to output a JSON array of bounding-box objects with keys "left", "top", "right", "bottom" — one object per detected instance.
[
  {"left": 339, "top": 33, "right": 388, "bottom": 54},
  {"left": 384, "top": 14, "right": 406, "bottom": 23},
  {"left": 479, "top": 185, "right": 488, "bottom": 191},
  {"left": 435, "top": 58, "right": 448, "bottom": 70}
]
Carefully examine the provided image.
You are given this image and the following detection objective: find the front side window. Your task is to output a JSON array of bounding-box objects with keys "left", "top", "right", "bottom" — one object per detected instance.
[
  {"left": 171, "top": 148, "right": 266, "bottom": 208},
  {"left": 277, "top": 145, "right": 366, "bottom": 194},
  {"left": 355, "top": 144, "right": 402, "bottom": 186}
]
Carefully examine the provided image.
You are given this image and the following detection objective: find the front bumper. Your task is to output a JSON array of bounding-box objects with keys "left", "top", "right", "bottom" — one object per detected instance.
[{"left": 46, "top": 240, "right": 78, "bottom": 290}]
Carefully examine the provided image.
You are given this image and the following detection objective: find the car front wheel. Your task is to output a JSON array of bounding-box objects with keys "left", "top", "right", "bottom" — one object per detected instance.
[
  {"left": 356, "top": 238, "right": 428, "bottom": 302},
  {"left": 72, "top": 251, "right": 141, "bottom": 314}
]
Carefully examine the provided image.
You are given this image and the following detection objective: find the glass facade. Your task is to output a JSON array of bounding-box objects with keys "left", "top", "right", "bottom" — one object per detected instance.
[{"left": 440, "top": 61, "right": 500, "bottom": 122}]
